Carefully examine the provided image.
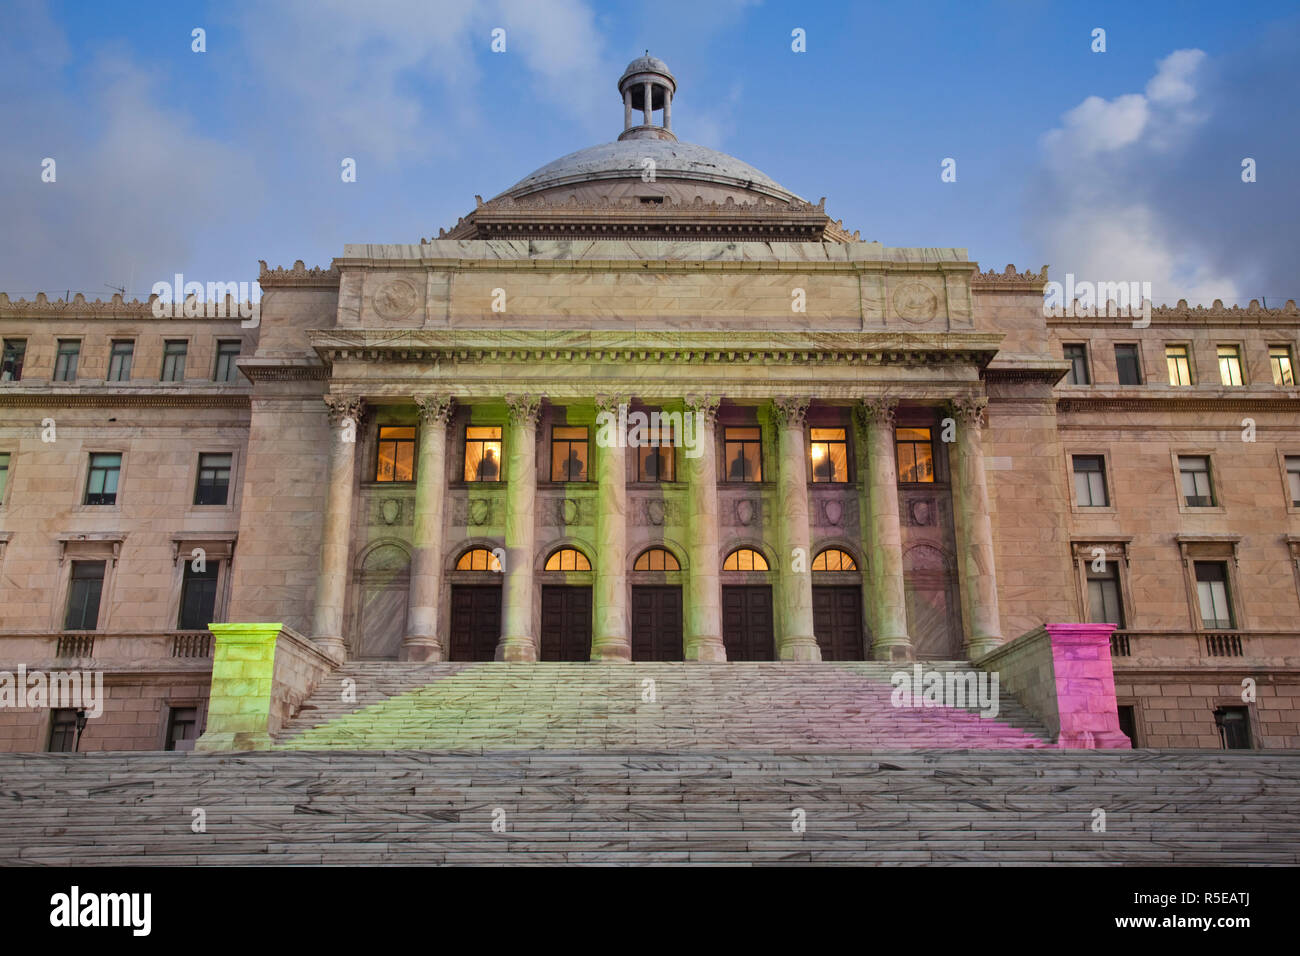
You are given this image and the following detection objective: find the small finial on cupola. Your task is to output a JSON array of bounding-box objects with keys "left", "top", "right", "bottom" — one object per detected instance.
[{"left": 617, "top": 54, "right": 677, "bottom": 143}]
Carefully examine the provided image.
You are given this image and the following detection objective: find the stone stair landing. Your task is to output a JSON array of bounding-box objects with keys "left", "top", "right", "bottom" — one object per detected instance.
[{"left": 273, "top": 661, "right": 1053, "bottom": 751}]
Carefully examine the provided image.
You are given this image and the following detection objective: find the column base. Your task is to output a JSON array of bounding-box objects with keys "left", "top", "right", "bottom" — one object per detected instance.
[
  {"left": 684, "top": 638, "right": 727, "bottom": 662},
  {"left": 779, "top": 638, "right": 822, "bottom": 662},
  {"left": 870, "top": 639, "right": 914, "bottom": 662},
  {"left": 497, "top": 636, "right": 537, "bottom": 662},
  {"left": 591, "top": 640, "right": 632, "bottom": 663},
  {"left": 399, "top": 636, "right": 443, "bottom": 662},
  {"left": 966, "top": 635, "right": 1004, "bottom": 660},
  {"left": 313, "top": 635, "right": 347, "bottom": 664}
]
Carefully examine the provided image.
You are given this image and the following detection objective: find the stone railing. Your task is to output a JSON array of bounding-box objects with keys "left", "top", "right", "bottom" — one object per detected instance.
[
  {"left": 1109, "top": 630, "right": 1300, "bottom": 666},
  {"left": 0, "top": 631, "right": 216, "bottom": 668}
]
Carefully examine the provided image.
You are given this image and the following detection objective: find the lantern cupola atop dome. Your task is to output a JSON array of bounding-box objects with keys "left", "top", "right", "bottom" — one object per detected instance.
[{"left": 618, "top": 53, "right": 677, "bottom": 142}]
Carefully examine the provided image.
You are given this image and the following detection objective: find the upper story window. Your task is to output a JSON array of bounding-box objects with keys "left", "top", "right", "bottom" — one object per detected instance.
[
  {"left": 1115, "top": 344, "right": 1143, "bottom": 385},
  {"left": 375, "top": 426, "right": 415, "bottom": 482},
  {"left": 161, "top": 340, "right": 188, "bottom": 382},
  {"left": 634, "top": 547, "right": 680, "bottom": 571},
  {"left": 64, "top": 560, "right": 106, "bottom": 631},
  {"left": 1166, "top": 345, "right": 1193, "bottom": 386},
  {"left": 84, "top": 453, "right": 121, "bottom": 505},
  {"left": 1062, "top": 344, "right": 1090, "bottom": 385},
  {"left": 1072, "top": 455, "right": 1109, "bottom": 507},
  {"left": 1178, "top": 455, "right": 1215, "bottom": 508},
  {"left": 1217, "top": 345, "right": 1244, "bottom": 386},
  {"left": 1, "top": 338, "right": 25, "bottom": 381},
  {"left": 178, "top": 561, "right": 221, "bottom": 630},
  {"left": 550, "top": 426, "right": 588, "bottom": 482},
  {"left": 1086, "top": 560, "right": 1125, "bottom": 628},
  {"left": 1194, "top": 562, "right": 1234, "bottom": 629},
  {"left": 1270, "top": 345, "right": 1295, "bottom": 386},
  {"left": 723, "top": 548, "right": 769, "bottom": 571},
  {"left": 810, "top": 428, "right": 849, "bottom": 483},
  {"left": 637, "top": 426, "right": 676, "bottom": 482},
  {"left": 0, "top": 452, "right": 9, "bottom": 504},
  {"left": 214, "top": 340, "right": 241, "bottom": 383},
  {"left": 54, "top": 340, "right": 80, "bottom": 382},
  {"left": 1286, "top": 456, "right": 1300, "bottom": 507},
  {"left": 896, "top": 427, "right": 934, "bottom": 483},
  {"left": 194, "top": 453, "right": 232, "bottom": 505},
  {"left": 723, "top": 427, "right": 762, "bottom": 482},
  {"left": 464, "top": 426, "right": 502, "bottom": 482},
  {"left": 108, "top": 340, "right": 134, "bottom": 381}
]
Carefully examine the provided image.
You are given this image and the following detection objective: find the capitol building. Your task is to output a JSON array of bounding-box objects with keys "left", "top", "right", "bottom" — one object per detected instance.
[{"left": 1, "top": 55, "right": 1297, "bottom": 755}]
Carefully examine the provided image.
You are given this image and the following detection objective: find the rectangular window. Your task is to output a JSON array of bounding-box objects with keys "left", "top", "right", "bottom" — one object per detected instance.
[
  {"left": 375, "top": 426, "right": 415, "bottom": 482},
  {"left": 1086, "top": 561, "right": 1125, "bottom": 627},
  {"left": 1179, "top": 455, "right": 1215, "bottom": 507},
  {"left": 64, "top": 561, "right": 106, "bottom": 631},
  {"left": 463, "top": 426, "right": 502, "bottom": 482},
  {"left": 1217, "top": 345, "right": 1244, "bottom": 386},
  {"left": 809, "top": 427, "right": 849, "bottom": 483},
  {"left": 194, "top": 453, "right": 232, "bottom": 505},
  {"left": 108, "top": 340, "right": 134, "bottom": 381},
  {"left": 723, "top": 427, "right": 762, "bottom": 482},
  {"left": 1166, "top": 345, "right": 1193, "bottom": 386},
  {"left": 1194, "top": 562, "right": 1234, "bottom": 629},
  {"left": 178, "top": 562, "right": 220, "bottom": 630},
  {"left": 214, "top": 340, "right": 241, "bottom": 383},
  {"left": 1, "top": 338, "right": 25, "bottom": 381},
  {"left": 48, "top": 709, "right": 78, "bottom": 753},
  {"left": 84, "top": 453, "right": 121, "bottom": 505},
  {"left": 637, "top": 424, "right": 676, "bottom": 482},
  {"left": 1072, "top": 455, "right": 1109, "bottom": 507},
  {"left": 1063, "top": 344, "right": 1090, "bottom": 385},
  {"left": 0, "top": 452, "right": 9, "bottom": 504},
  {"left": 1115, "top": 344, "right": 1143, "bottom": 385},
  {"left": 1270, "top": 345, "right": 1295, "bottom": 386},
  {"left": 1214, "top": 706, "right": 1252, "bottom": 749},
  {"left": 54, "top": 340, "right": 80, "bottom": 382},
  {"left": 1287, "top": 456, "right": 1300, "bottom": 507},
  {"left": 896, "top": 427, "right": 935, "bottom": 483},
  {"left": 161, "top": 340, "right": 188, "bottom": 382},
  {"left": 166, "top": 707, "right": 200, "bottom": 751},
  {"left": 550, "top": 426, "right": 588, "bottom": 482}
]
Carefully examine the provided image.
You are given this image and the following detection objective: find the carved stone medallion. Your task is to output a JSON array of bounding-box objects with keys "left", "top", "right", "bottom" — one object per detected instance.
[
  {"left": 892, "top": 281, "right": 939, "bottom": 322},
  {"left": 373, "top": 277, "right": 419, "bottom": 320}
]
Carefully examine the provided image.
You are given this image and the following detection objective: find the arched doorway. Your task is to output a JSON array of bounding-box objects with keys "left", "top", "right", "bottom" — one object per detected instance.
[
  {"left": 630, "top": 547, "right": 683, "bottom": 661},
  {"left": 448, "top": 546, "right": 503, "bottom": 661},
  {"left": 811, "top": 547, "right": 865, "bottom": 661},
  {"left": 353, "top": 541, "right": 409, "bottom": 660},
  {"left": 721, "top": 547, "right": 775, "bottom": 661},
  {"left": 540, "top": 546, "right": 593, "bottom": 661}
]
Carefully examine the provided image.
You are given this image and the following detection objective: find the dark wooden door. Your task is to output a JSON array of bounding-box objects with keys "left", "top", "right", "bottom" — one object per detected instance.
[
  {"left": 540, "top": 586, "right": 592, "bottom": 661},
  {"left": 449, "top": 585, "right": 502, "bottom": 661},
  {"left": 722, "top": 585, "right": 774, "bottom": 661},
  {"left": 631, "top": 586, "right": 683, "bottom": 661},
  {"left": 813, "top": 585, "right": 864, "bottom": 660}
]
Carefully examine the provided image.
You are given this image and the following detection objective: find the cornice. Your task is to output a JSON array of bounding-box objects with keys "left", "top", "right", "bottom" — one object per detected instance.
[
  {"left": 1057, "top": 391, "right": 1300, "bottom": 414},
  {"left": 0, "top": 386, "right": 251, "bottom": 408},
  {"left": 258, "top": 259, "right": 341, "bottom": 288},
  {"left": 970, "top": 264, "right": 1050, "bottom": 291},
  {"left": 237, "top": 358, "right": 330, "bottom": 381},
  {"left": 0, "top": 292, "right": 251, "bottom": 321}
]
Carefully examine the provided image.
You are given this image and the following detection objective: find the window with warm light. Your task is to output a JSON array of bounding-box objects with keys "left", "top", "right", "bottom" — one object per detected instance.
[
  {"left": 809, "top": 428, "right": 848, "bottom": 483},
  {"left": 550, "top": 426, "right": 588, "bottom": 482},
  {"left": 1217, "top": 345, "right": 1244, "bottom": 386},
  {"left": 723, "top": 427, "right": 762, "bottom": 482},
  {"left": 1270, "top": 346, "right": 1295, "bottom": 386},
  {"left": 633, "top": 548, "right": 680, "bottom": 571},
  {"left": 1166, "top": 345, "right": 1193, "bottom": 386},
  {"left": 545, "top": 548, "right": 591, "bottom": 571},
  {"left": 456, "top": 548, "right": 502, "bottom": 571},
  {"left": 811, "top": 548, "right": 857, "bottom": 571},
  {"left": 637, "top": 424, "right": 676, "bottom": 482},
  {"left": 464, "top": 426, "right": 502, "bottom": 482},
  {"left": 723, "top": 548, "right": 769, "bottom": 571},
  {"left": 896, "top": 427, "right": 934, "bottom": 483},
  {"left": 375, "top": 426, "right": 415, "bottom": 482}
]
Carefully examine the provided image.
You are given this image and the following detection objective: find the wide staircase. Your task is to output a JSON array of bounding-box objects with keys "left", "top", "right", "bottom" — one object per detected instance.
[{"left": 273, "top": 661, "right": 1053, "bottom": 751}]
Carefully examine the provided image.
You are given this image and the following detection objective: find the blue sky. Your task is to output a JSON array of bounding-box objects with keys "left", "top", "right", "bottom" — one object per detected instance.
[{"left": 2, "top": 0, "right": 1297, "bottom": 305}]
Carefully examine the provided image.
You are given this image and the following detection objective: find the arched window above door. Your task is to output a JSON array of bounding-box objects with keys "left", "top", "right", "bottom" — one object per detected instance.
[
  {"left": 723, "top": 548, "right": 769, "bottom": 572},
  {"left": 545, "top": 547, "right": 591, "bottom": 572},
  {"left": 812, "top": 548, "right": 858, "bottom": 572},
  {"left": 634, "top": 547, "right": 681, "bottom": 571}
]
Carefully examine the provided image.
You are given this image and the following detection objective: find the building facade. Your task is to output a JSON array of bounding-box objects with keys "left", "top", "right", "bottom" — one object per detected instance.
[{"left": 2, "top": 57, "right": 1298, "bottom": 752}]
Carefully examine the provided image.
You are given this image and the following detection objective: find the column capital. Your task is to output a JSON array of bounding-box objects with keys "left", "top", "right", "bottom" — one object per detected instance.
[
  {"left": 323, "top": 395, "right": 365, "bottom": 427},
  {"left": 771, "top": 396, "right": 810, "bottom": 428},
  {"left": 855, "top": 396, "right": 898, "bottom": 433},
  {"left": 505, "top": 393, "right": 543, "bottom": 426},
  {"left": 595, "top": 393, "right": 630, "bottom": 415},
  {"left": 412, "top": 394, "right": 454, "bottom": 425},
  {"left": 947, "top": 395, "right": 988, "bottom": 428},
  {"left": 684, "top": 394, "right": 721, "bottom": 424}
]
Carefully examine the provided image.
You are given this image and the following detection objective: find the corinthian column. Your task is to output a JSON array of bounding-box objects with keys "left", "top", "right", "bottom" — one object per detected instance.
[
  {"left": 499, "top": 394, "right": 541, "bottom": 662},
  {"left": 403, "top": 394, "right": 454, "bottom": 662},
  {"left": 313, "top": 395, "right": 364, "bottom": 662},
  {"left": 855, "top": 398, "right": 913, "bottom": 661},
  {"left": 683, "top": 395, "right": 725, "bottom": 661},
  {"left": 593, "top": 395, "right": 630, "bottom": 661},
  {"left": 948, "top": 396, "right": 1003, "bottom": 658},
  {"left": 772, "top": 397, "right": 821, "bottom": 661}
]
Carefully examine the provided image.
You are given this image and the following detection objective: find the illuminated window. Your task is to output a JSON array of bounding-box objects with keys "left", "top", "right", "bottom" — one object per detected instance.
[
  {"left": 896, "top": 427, "right": 934, "bottom": 483},
  {"left": 1270, "top": 346, "right": 1295, "bottom": 386},
  {"left": 375, "top": 426, "right": 415, "bottom": 482},
  {"left": 1166, "top": 345, "right": 1193, "bottom": 386},
  {"left": 633, "top": 548, "right": 680, "bottom": 571},
  {"left": 545, "top": 548, "right": 591, "bottom": 572},
  {"left": 456, "top": 548, "right": 502, "bottom": 572},
  {"left": 637, "top": 423, "right": 676, "bottom": 482},
  {"left": 551, "top": 426, "right": 588, "bottom": 482},
  {"left": 811, "top": 548, "right": 857, "bottom": 571},
  {"left": 1217, "top": 345, "right": 1244, "bottom": 386},
  {"left": 723, "top": 548, "right": 769, "bottom": 572},
  {"left": 724, "top": 427, "right": 762, "bottom": 482},
  {"left": 809, "top": 428, "right": 848, "bottom": 483},
  {"left": 464, "top": 426, "right": 502, "bottom": 482}
]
